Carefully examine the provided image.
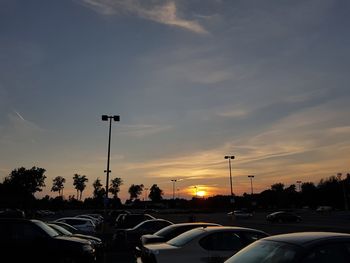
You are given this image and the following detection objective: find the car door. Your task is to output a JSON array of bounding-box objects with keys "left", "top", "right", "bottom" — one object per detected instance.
[
  {"left": 199, "top": 231, "right": 245, "bottom": 263},
  {"left": 11, "top": 221, "right": 52, "bottom": 261}
]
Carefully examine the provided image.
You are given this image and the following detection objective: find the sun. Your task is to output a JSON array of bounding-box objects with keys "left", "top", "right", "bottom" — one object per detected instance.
[{"left": 196, "top": 190, "right": 206, "bottom": 197}]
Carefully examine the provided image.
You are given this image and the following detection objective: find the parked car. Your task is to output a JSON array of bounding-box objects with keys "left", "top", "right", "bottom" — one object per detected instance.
[
  {"left": 0, "top": 218, "right": 96, "bottom": 263},
  {"left": 140, "top": 222, "right": 222, "bottom": 246},
  {"left": 266, "top": 211, "right": 302, "bottom": 223},
  {"left": 140, "top": 226, "right": 269, "bottom": 263},
  {"left": 54, "top": 217, "right": 96, "bottom": 234},
  {"left": 47, "top": 223, "right": 104, "bottom": 261},
  {"left": 113, "top": 219, "right": 173, "bottom": 250},
  {"left": 115, "top": 213, "right": 155, "bottom": 229},
  {"left": 224, "top": 232, "right": 350, "bottom": 263},
  {"left": 75, "top": 214, "right": 102, "bottom": 229}
]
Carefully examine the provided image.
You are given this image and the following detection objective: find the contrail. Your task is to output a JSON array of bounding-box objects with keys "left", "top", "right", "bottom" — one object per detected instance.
[{"left": 14, "top": 110, "right": 25, "bottom": 121}]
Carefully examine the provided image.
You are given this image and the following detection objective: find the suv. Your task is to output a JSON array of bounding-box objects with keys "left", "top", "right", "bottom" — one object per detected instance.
[{"left": 0, "top": 218, "right": 96, "bottom": 263}]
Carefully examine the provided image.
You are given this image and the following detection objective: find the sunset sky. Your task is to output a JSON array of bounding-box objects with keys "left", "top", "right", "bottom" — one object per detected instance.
[{"left": 1, "top": 0, "right": 350, "bottom": 201}]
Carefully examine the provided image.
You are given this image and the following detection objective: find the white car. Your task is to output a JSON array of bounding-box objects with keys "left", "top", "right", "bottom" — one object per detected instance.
[
  {"left": 140, "top": 226, "right": 268, "bottom": 263},
  {"left": 54, "top": 217, "right": 96, "bottom": 234}
]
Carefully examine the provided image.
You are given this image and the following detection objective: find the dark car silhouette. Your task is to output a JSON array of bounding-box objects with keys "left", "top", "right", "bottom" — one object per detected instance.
[
  {"left": 266, "top": 211, "right": 302, "bottom": 223},
  {"left": 0, "top": 218, "right": 96, "bottom": 263},
  {"left": 224, "top": 232, "right": 350, "bottom": 263},
  {"left": 47, "top": 222, "right": 104, "bottom": 261}
]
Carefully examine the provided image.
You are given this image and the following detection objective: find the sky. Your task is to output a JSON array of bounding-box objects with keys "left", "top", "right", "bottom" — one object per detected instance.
[{"left": 1, "top": 0, "right": 350, "bottom": 201}]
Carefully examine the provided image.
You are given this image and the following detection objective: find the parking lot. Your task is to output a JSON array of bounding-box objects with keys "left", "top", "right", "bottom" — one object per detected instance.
[{"left": 97, "top": 209, "right": 350, "bottom": 263}]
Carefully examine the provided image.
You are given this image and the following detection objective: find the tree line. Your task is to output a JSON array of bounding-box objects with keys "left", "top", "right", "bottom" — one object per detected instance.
[
  {"left": 0, "top": 166, "right": 164, "bottom": 209},
  {"left": 0, "top": 166, "right": 349, "bottom": 211}
]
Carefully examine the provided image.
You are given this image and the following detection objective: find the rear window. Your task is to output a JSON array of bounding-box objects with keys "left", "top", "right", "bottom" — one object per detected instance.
[{"left": 167, "top": 228, "right": 205, "bottom": 247}]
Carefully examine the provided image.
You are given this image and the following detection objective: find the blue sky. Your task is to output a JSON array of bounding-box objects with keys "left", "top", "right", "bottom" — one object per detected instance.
[{"left": 1, "top": 0, "right": 350, "bottom": 201}]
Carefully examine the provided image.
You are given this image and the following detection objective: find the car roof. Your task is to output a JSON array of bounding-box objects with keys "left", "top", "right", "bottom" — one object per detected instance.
[
  {"left": 262, "top": 232, "right": 350, "bottom": 246},
  {"left": 169, "top": 222, "right": 220, "bottom": 227},
  {"left": 197, "top": 226, "right": 268, "bottom": 234}
]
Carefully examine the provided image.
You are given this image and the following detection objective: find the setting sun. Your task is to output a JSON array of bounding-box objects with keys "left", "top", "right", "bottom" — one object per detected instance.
[{"left": 196, "top": 190, "right": 206, "bottom": 197}]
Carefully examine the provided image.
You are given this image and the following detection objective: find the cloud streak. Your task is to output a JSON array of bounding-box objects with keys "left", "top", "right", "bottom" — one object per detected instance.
[{"left": 80, "top": 0, "right": 208, "bottom": 34}]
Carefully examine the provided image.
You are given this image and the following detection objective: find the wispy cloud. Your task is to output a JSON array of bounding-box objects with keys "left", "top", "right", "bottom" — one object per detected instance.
[
  {"left": 119, "top": 123, "right": 173, "bottom": 137},
  {"left": 80, "top": 0, "right": 208, "bottom": 34},
  {"left": 0, "top": 111, "right": 44, "bottom": 145}
]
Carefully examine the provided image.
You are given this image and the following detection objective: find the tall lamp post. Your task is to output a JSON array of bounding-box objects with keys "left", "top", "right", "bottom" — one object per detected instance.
[
  {"left": 171, "top": 179, "right": 177, "bottom": 200},
  {"left": 144, "top": 188, "right": 149, "bottom": 201},
  {"left": 248, "top": 175, "right": 255, "bottom": 195},
  {"left": 224, "top": 156, "right": 235, "bottom": 199},
  {"left": 102, "top": 115, "right": 120, "bottom": 207},
  {"left": 337, "top": 173, "right": 349, "bottom": 211}
]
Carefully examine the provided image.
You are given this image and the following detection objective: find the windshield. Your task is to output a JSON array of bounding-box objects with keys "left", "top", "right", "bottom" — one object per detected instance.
[
  {"left": 48, "top": 224, "right": 73, "bottom": 236},
  {"left": 154, "top": 224, "right": 176, "bottom": 236},
  {"left": 32, "top": 220, "right": 60, "bottom": 238},
  {"left": 167, "top": 228, "right": 205, "bottom": 247},
  {"left": 225, "top": 240, "right": 298, "bottom": 263}
]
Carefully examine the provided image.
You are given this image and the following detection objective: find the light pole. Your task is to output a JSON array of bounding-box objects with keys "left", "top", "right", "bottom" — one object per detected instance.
[
  {"left": 337, "top": 173, "right": 349, "bottom": 210},
  {"left": 296, "top": 181, "right": 302, "bottom": 192},
  {"left": 171, "top": 179, "right": 177, "bottom": 200},
  {"left": 224, "top": 156, "right": 235, "bottom": 197},
  {"left": 194, "top": 186, "right": 198, "bottom": 197},
  {"left": 102, "top": 115, "right": 120, "bottom": 207},
  {"left": 248, "top": 175, "right": 255, "bottom": 195},
  {"left": 144, "top": 188, "right": 149, "bottom": 201}
]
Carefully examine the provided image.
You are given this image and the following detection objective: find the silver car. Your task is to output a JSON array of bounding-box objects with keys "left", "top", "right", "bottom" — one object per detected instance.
[{"left": 140, "top": 226, "right": 269, "bottom": 263}]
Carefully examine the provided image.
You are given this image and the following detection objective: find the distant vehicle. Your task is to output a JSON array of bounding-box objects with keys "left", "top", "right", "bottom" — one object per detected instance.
[
  {"left": 316, "top": 206, "right": 333, "bottom": 212},
  {"left": 140, "top": 226, "right": 269, "bottom": 263},
  {"left": 0, "top": 218, "right": 96, "bottom": 263},
  {"left": 266, "top": 211, "right": 302, "bottom": 223},
  {"left": 227, "top": 210, "right": 253, "bottom": 219},
  {"left": 54, "top": 217, "right": 96, "bottom": 234},
  {"left": 48, "top": 223, "right": 104, "bottom": 261},
  {"left": 115, "top": 213, "right": 155, "bottom": 229},
  {"left": 224, "top": 232, "right": 350, "bottom": 263},
  {"left": 0, "top": 208, "right": 25, "bottom": 218},
  {"left": 113, "top": 219, "right": 173, "bottom": 250},
  {"left": 140, "top": 222, "right": 222, "bottom": 246}
]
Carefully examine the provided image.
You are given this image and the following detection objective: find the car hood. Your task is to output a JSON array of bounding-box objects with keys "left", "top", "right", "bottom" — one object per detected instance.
[
  {"left": 55, "top": 235, "right": 91, "bottom": 245},
  {"left": 72, "top": 234, "right": 102, "bottom": 243}
]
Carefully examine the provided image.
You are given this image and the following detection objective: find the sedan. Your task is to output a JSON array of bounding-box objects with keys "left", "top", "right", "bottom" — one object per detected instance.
[
  {"left": 47, "top": 223, "right": 104, "bottom": 261},
  {"left": 140, "top": 222, "right": 221, "bottom": 246},
  {"left": 266, "top": 211, "right": 302, "bottom": 223},
  {"left": 224, "top": 232, "right": 350, "bottom": 263},
  {"left": 140, "top": 226, "right": 269, "bottom": 263}
]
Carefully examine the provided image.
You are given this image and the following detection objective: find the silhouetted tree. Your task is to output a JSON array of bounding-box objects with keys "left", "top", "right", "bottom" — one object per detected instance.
[
  {"left": 73, "top": 174, "right": 88, "bottom": 200},
  {"left": 4, "top": 166, "right": 46, "bottom": 197},
  {"left": 271, "top": 183, "right": 284, "bottom": 192},
  {"left": 109, "top": 177, "right": 123, "bottom": 198},
  {"left": 128, "top": 184, "right": 144, "bottom": 201},
  {"left": 51, "top": 176, "right": 66, "bottom": 196},
  {"left": 149, "top": 184, "right": 163, "bottom": 202},
  {"left": 92, "top": 178, "right": 105, "bottom": 199}
]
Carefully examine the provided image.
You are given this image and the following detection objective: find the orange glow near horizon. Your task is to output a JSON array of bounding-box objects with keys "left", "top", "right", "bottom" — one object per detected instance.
[{"left": 196, "top": 190, "right": 206, "bottom": 197}]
